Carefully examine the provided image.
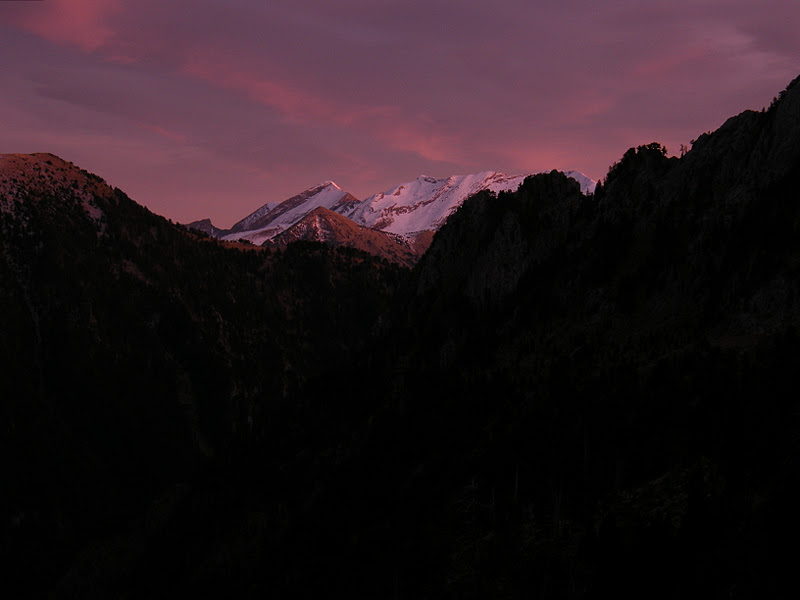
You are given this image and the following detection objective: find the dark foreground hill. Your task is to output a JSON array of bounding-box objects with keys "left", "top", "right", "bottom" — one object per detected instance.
[
  {"left": 0, "top": 153, "right": 406, "bottom": 597},
  {"left": 3, "top": 75, "right": 800, "bottom": 598}
]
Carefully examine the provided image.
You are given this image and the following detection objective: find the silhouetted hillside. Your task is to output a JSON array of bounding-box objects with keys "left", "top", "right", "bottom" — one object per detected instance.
[
  {"left": 370, "top": 75, "right": 800, "bottom": 598},
  {"left": 1, "top": 153, "right": 406, "bottom": 597}
]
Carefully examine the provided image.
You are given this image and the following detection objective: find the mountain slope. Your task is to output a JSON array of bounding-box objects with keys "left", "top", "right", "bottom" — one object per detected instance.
[
  {"left": 1, "top": 153, "right": 113, "bottom": 220},
  {"left": 0, "top": 153, "right": 406, "bottom": 598},
  {"left": 379, "top": 75, "right": 800, "bottom": 598},
  {"left": 267, "top": 206, "right": 425, "bottom": 267}
]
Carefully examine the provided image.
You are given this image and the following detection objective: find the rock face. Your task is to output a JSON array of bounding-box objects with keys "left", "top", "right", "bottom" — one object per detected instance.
[{"left": 183, "top": 218, "right": 230, "bottom": 237}]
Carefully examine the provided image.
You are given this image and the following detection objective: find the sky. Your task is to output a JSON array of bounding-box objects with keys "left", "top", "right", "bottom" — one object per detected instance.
[{"left": 1, "top": 1, "right": 799, "bottom": 227}]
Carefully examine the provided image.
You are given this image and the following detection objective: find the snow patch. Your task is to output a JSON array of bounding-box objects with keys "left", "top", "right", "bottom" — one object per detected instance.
[{"left": 344, "top": 170, "right": 595, "bottom": 236}]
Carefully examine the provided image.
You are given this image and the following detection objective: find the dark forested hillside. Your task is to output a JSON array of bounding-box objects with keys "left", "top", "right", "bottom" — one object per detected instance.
[
  {"left": 374, "top": 76, "right": 800, "bottom": 598},
  {"left": 3, "top": 75, "right": 800, "bottom": 598},
  {"left": 0, "top": 154, "right": 406, "bottom": 597}
]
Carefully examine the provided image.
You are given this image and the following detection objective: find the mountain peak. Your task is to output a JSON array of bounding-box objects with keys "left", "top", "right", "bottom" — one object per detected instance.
[
  {"left": 345, "top": 169, "right": 596, "bottom": 235},
  {"left": 223, "top": 181, "right": 360, "bottom": 245},
  {"left": 193, "top": 169, "right": 594, "bottom": 247},
  {"left": 268, "top": 205, "right": 424, "bottom": 267}
]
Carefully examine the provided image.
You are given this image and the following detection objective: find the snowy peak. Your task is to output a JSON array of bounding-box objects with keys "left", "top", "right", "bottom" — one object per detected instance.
[
  {"left": 223, "top": 181, "right": 360, "bottom": 245},
  {"left": 344, "top": 170, "right": 595, "bottom": 236},
  {"left": 228, "top": 181, "right": 345, "bottom": 235},
  {"left": 205, "top": 169, "right": 595, "bottom": 246}
]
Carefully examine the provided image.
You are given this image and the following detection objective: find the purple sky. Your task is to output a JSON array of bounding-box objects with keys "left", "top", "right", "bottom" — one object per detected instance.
[{"left": 2, "top": 1, "right": 799, "bottom": 227}]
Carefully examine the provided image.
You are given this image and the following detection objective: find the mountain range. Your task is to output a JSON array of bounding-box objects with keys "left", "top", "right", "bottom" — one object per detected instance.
[
  {"left": 187, "top": 170, "right": 596, "bottom": 261},
  {"left": 3, "top": 75, "right": 800, "bottom": 598}
]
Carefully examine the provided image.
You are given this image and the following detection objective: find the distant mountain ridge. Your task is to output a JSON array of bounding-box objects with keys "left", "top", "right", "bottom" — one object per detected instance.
[{"left": 188, "top": 169, "right": 596, "bottom": 250}]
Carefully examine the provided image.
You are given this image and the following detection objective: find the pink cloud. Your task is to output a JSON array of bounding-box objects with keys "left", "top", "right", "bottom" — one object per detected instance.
[
  {"left": 182, "top": 56, "right": 346, "bottom": 124},
  {"left": 180, "top": 53, "right": 466, "bottom": 163},
  {"left": 8, "top": 0, "right": 122, "bottom": 53},
  {"left": 4, "top": 0, "right": 797, "bottom": 224}
]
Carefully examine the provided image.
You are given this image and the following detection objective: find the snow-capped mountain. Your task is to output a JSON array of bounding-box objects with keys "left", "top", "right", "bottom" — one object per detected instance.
[
  {"left": 344, "top": 171, "right": 594, "bottom": 236},
  {"left": 202, "top": 170, "right": 595, "bottom": 245},
  {"left": 221, "top": 181, "right": 361, "bottom": 245}
]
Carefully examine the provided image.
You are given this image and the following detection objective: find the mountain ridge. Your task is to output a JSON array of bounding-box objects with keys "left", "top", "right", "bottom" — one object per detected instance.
[
  {"left": 344, "top": 169, "right": 596, "bottom": 236},
  {"left": 189, "top": 169, "right": 596, "bottom": 250}
]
